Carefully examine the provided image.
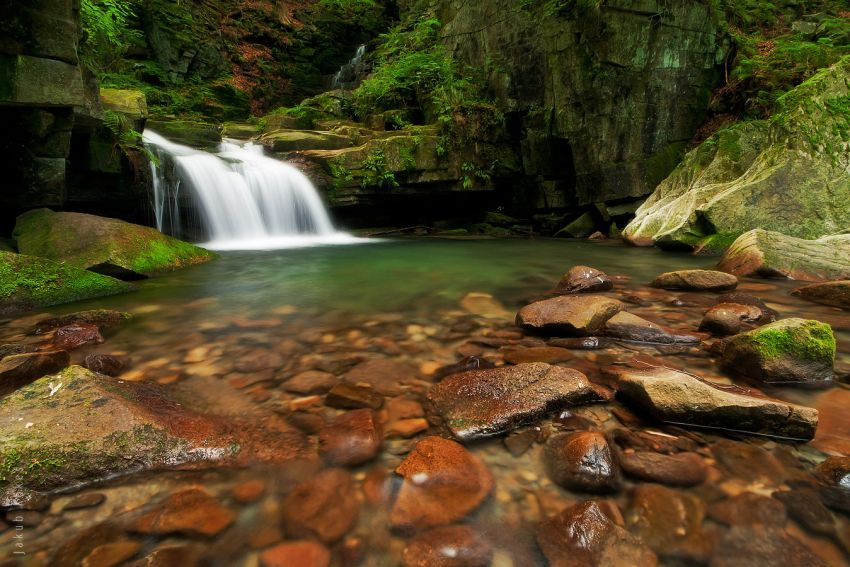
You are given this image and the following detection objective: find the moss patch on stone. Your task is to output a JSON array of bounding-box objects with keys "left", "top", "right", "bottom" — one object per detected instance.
[{"left": 749, "top": 319, "right": 836, "bottom": 363}]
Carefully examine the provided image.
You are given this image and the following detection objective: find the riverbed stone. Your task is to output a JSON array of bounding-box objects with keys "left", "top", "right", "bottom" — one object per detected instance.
[
  {"left": 127, "top": 488, "right": 235, "bottom": 537},
  {"left": 555, "top": 265, "right": 613, "bottom": 294},
  {"left": 83, "top": 354, "right": 126, "bottom": 377},
  {"left": 34, "top": 309, "right": 131, "bottom": 333},
  {"left": 719, "top": 318, "right": 835, "bottom": 386},
  {"left": 537, "top": 500, "right": 657, "bottom": 567},
  {"left": 626, "top": 484, "right": 711, "bottom": 562},
  {"left": 391, "top": 436, "right": 493, "bottom": 530},
  {"left": 604, "top": 311, "right": 700, "bottom": 344},
  {"left": 651, "top": 270, "right": 738, "bottom": 292},
  {"left": 612, "top": 366, "right": 819, "bottom": 440},
  {"left": 341, "top": 358, "right": 418, "bottom": 396},
  {"left": 699, "top": 303, "right": 766, "bottom": 335},
  {"left": 13, "top": 209, "right": 215, "bottom": 279},
  {"left": 0, "top": 350, "right": 69, "bottom": 395},
  {"left": 710, "top": 525, "right": 828, "bottom": 567},
  {"left": 282, "top": 468, "right": 359, "bottom": 543},
  {"left": 708, "top": 492, "right": 788, "bottom": 527},
  {"left": 792, "top": 281, "right": 850, "bottom": 309},
  {"left": 402, "top": 525, "right": 492, "bottom": 567},
  {"left": 516, "top": 295, "right": 623, "bottom": 336},
  {"left": 318, "top": 409, "right": 383, "bottom": 466},
  {"left": 0, "top": 251, "right": 133, "bottom": 315},
  {"left": 428, "top": 362, "right": 602, "bottom": 440},
  {"left": 619, "top": 450, "right": 707, "bottom": 487},
  {"left": 717, "top": 229, "right": 850, "bottom": 282},
  {"left": 260, "top": 541, "right": 331, "bottom": 567},
  {"left": 545, "top": 432, "right": 622, "bottom": 493},
  {"left": 52, "top": 323, "right": 104, "bottom": 350},
  {"left": 817, "top": 456, "right": 850, "bottom": 488},
  {"left": 283, "top": 370, "right": 336, "bottom": 394},
  {"left": 773, "top": 488, "right": 835, "bottom": 536}
]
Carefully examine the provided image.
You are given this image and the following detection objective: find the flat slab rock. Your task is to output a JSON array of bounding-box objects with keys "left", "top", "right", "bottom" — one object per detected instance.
[
  {"left": 604, "top": 311, "right": 700, "bottom": 344},
  {"left": 515, "top": 295, "right": 623, "bottom": 336},
  {"left": 611, "top": 366, "right": 818, "bottom": 440},
  {"left": 428, "top": 362, "right": 604, "bottom": 441},
  {"left": 651, "top": 270, "right": 738, "bottom": 292}
]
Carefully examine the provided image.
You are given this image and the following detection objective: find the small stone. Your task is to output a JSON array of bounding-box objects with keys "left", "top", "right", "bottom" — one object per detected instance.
[
  {"left": 700, "top": 303, "right": 766, "bottom": 335},
  {"left": 402, "top": 525, "right": 493, "bottom": 567},
  {"left": 619, "top": 451, "right": 707, "bottom": 487},
  {"left": 651, "top": 269, "right": 738, "bottom": 292},
  {"left": 288, "top": 412, "right": 326, "bottom": 434},
  {"left": 503, "top": 429, "right": 538, "bottom": 457},
  {"left": 516, "top": 295, "right": 623, "bottom": 336},
  {"left": 129, "top": 488, "right": 235, "bottom": 537},
  {"left": 233, "top": 349, "right": 284, "bottom": 373},
  {"left": 83, "top": 541, "right": 142, "bottom": 567},
  {"left": 63, "top": 492, "right": 107, "bottom": 511},
  {"left": 545, "top": 432, "right": 622, "bottom": 493},
  {"left": 387, "top": 418, "right": 430, "bottom": 438},
  {"left": 0, "top": 350, "right": 69, "bottom": 395},
  {"left": 386, "top": 396, "right": 425, "bottom": 421},
  {"left": 708, "top": 492, "right": 787, "bottom": 527},
  {"left": 501, "top": 346, "right": 574, "bottom": 364},
  {"left": 391, "top": 436, "right": 493, "bottom": 530},
  {"left": 341, "top": 358, "right": 418, "bottom": 396},
  {"left": 284, "top": 370, "right": 336, "bottom": 394},
  {"left": 460, "top": 292, "right": 511, "bottom": 318},
  {"left": 34, "top": 309, "right": 128, "bottom": 334},
  {"left": 554, "top": 265, "right": 613, "bottom": 294},
  {"left": 325, "top": 381, "right": 384, "bottom": 410},
  {"left": 260, "top": 541, "right": 331, "bottom": 567},
  {"left": 231, "top": 479, "right": 266, "bottom": 504},
  {"left": 52, "top": 323, "right": 104, "bottom": 350},
  {"left": 319, "top": 409, "right": 383, "bottom": 466},
  {"left": 711, "top": 525, "right": 827, "bottom": 567},
  {"left": 773, "top": 489, "right": 835, "bottom": 536},
  {"left": 282, "top": 468, "right": 359, "bottom": 543},
  {"left": 83, "top": 354, "right": 126, "bottom": 376},
  {"left": 626, "top": 484, "right": 711, "bottom": 562}
]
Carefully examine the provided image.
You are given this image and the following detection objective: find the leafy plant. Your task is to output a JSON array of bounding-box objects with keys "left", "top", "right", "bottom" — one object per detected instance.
[
  {"left": 361, "top": 149, "right": 399, "bottom": 189},
  {"left": 80, "top": 0, "right": 142, "bottom": 74}
]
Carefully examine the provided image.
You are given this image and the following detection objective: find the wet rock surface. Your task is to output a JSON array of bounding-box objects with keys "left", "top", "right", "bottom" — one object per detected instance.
[
  {"left": 516, "top": 295, "right": 624, "bottom": 336},
  {"left": 260, "top": 541, "right": 331, "bottom": 567},
  {"left": 545, "top": 432, "right": 622, "bottom": 493},
  {"left": 126, "top": 488, "right": 235, "bottom": 537},
  {"left": 282, "top": 468, "right": 359, "bottom": 543},
  {"left": 402, "top": 525, "right": 492, "bottom": 567},
  {"left": 651, "top": 270, "right": 738, "bottom": 292},
  {"left": 700, "top": 303, "right": 767, "bottom": 335},
  {"left": 554, "top": 265, "right": 614, "bottom": 294},
  {"left": 792, "top": 280, "right": 850, "bottom": 309},
  {"left": 318, "top": 409, "right": 383, "bottom": 466},
  {"left": 428, "top": 362, "right": 602, "bottom": 440},
  {"left": 604, "top": 311, "right": 700, "bottom": 344},
  {"left": 391, "top": 436, "right": 493, "bottom": 530},
  {"left": 326, "top": 381, "right": 385, "bottom": 409},
  {"left": 52, "top": 322, "right": 104, "bottom": 350},
  {"left": 612, "top": 366, "right": 819, "bottom": 439},
  {"left": 618, "top": 450, "right": 707, "bottom": 487},
  {"left": 711, "top": 525, "right": 829, "bottom": 567}
]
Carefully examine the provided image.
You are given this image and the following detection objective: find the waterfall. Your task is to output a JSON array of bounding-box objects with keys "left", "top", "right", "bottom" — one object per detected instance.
[
  {"left": 143, "top": 130, "right": 357, "bottom": 250},
  {"left": 331, "top": 44, "right": 367, "bottom": 89}
]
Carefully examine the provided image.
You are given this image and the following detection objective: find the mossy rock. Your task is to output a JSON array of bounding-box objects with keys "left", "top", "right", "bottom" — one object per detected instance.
[
  {"left": 260, "top": 130, "right": 353, "bottom": 152},
  {"left": 222, "top": 122, "right": 259, "bottom": 139},
  {"left": 556, "top": 212, "right": 597, "bottom": 238},
  {"left": 13, "top": 209, "right": 215, "bottom": 279},
  {"left": 145, "top": 119, "right": 222, "bottom": 149},
  {"left": 721, "top": 318, "right": 835, "bottom": 386},
  {"left": 0, "top": 366, "right": 239, "bottom": 505},
  {"left": 624, "top": 56, "right": 850, "bottom": 250},
  {"left": 0, "top": 251, "right": 133, "bottom": 316},
  {"left": 100, "top": 88, "right": 148, "bottom": 124}
]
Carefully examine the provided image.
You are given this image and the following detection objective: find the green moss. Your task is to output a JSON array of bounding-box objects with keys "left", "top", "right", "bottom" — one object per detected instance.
[
  {"left": 129, "top": 238, "right": 215, "bottom": 275},
  {"left": 750, "top": 320, "right": 836, "bottom": 363}
]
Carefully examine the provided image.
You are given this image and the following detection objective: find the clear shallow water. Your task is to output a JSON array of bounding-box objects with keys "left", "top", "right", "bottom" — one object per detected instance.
[{"left": 2, "top": 238, "right": 850, "bottom": 566}]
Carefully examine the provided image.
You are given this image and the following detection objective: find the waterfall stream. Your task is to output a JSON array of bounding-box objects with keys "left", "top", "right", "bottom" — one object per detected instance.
[{"left": 143, "top": 130, "right": 357, "bottom": 250}]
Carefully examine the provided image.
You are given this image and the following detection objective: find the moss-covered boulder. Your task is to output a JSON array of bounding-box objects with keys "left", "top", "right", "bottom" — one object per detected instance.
[
  {"left": 145, "top": 119, "right": 222, "bottom": 149},
  {"left": 720, "top": 318, "right": 835, "bottom": 387},
  {"left": 259, "top": 130, "right": 353, "bottom": 152},
  {"left": 13, "top": 209, "right": 215, "bottom": 279},
  {"left": 0, "top": 366, "right": 238, "bottom": 505},
  {"left": 100, "top": 88, "right": 148, "bottom": 131},
  {"left": 717, "top": 229, "right": 850, "bottom": 282},
  {"left": 624, "top": 56, "right": 850, "bottom": 250},
  {"left": 0, "top": 251, "right": 133, "bottom": 315}
]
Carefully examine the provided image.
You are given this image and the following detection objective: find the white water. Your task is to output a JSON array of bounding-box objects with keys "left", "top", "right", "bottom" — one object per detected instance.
[
  {"left": 143, "top": 130, "right": 359, "bottom": 250},
  {"left": 332, "top": 44, "right": 366, "bottom": 89}
]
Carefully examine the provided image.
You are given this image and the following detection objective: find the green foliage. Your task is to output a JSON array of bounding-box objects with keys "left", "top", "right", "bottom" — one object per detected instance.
[
  {"left": 361, "top": 149, "right": 399, "bottom": 189},
  {"left": 80, "top": 0, "right": 142, "bottom": 74}
]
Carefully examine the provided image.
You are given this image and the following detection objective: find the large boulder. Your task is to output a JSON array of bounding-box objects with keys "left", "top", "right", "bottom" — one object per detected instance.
[
  {"left": 717, "top": 229, "right": 850, "bottom": 282},
  {"left": 0, "top": 251, "right": 133, "bottom": 315},
  {"left": 720, "top": 318, "right": 835, "bottom": 387},
  {"left": 624, "top": 56, "right": 850, "bottom": 250},
  {"left": 13, "top": 209, "right": 215, "bottom": 279},
  {"left": 427, "top": 363, "right": 603, "bottom": 441},
  {"left": 612, "top": 366, "right": 818, "bottom": 440},
  {"left": 516, "top": 295, "right": 623, "bottom": 336}
]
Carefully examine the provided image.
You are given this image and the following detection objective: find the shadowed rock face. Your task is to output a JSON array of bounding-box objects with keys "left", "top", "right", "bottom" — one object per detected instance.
[
  {"left": 793, "top": 281, "right": 850, "bottom": 309},
  {"left": 604, "top": 311, "right": 701, "bottom": 344},
  {"left": 516, "top": 295, "right": 624, "bottom": 336},
  {"left": 611, "top": 366, "right": 818, "bottom": 440},
  {"left": 428, "top": 362, "right": 603, "bottom": 441}
]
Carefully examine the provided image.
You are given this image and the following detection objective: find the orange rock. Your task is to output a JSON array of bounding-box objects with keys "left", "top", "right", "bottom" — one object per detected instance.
[
  {"left": 260, "top": 541, "right": 330, "bottom": 567},
  {"left": 129, "top": 488, "right": 235, "bottom": 537},
  {"left": 282, "top": 468, "right": 359, "bottom": 543},
  {"left": 231, "top": 479, "right": 267, "bottom": 504}
]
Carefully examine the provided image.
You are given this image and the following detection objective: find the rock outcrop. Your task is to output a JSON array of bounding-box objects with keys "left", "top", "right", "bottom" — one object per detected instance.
[{"left": 624, "top": 56, "right": 850, "bottom": 250}]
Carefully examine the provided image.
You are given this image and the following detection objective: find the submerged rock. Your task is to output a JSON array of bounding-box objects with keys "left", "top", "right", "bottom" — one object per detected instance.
[
  {"left": 33, "top": 309, "right": 131, "bottom": 334},
  {"left": 402, "top": 525, "right": 492, "bottom": 567},
  {"left": 651, "top": 270, "right": 737, "bottom": 292},
  {"left": 604, "top": 311, "right": 700, "bottom": 344},
  {"left": 391, "top": 436, "right": 493, "bottom": 530},
  {"left": 555, "top": 265, "right": 613, "bottom": 294},
  {"left": 325, "top": 381, "right": 384, "bottom": 410},
  {"left": 0, "top": 350, "right": 69, "bottom": 395},
  {"left": 626, "top": 484, "right": 711, "bottom": 562},
  {"left": 612, "top": 366, "right": 818, "bottom": 440},
  {"left": 318, "top": 409, "right": 383, "bottom": 466},
  {"left": 260, "top": 541, "right": 331, "bottom": 567},
  {"left": 700, "top": 303, "right": 767, "bottom": 336},
  {"left": 619, "top": 450, "right": 707, "bottom": 487},
  {"left": 126, "top": 488, "right": 235, "bottom": 537},
  {"left": 282, "top": 468, "right": 359, "bottom": 543},
  {"left": 717, "top": 229, "right": 850, "bottom": 282},
  {"left": 720, "top": 318, "right": 835, "bottom": 386},
  {"left": 428, "top": 362, "right": 602, "bottom": 440},
  {"left": 51, "top": 323, "right": 104, "bottom": 350},
  {"left": 536, "top": 500, "right": 657, "bottom": 567},
  {"left": 0, "top": 251, "right": 133, "bottom": 315},
  {"left": 545, "top": 432, "right": 622, "bottom": 493},
  {"left": 82, "top": 354, "right": 126, "bottom": 377},
  {"left": 710, "top": 525, "right": 828, "bottom": 567},
  {"left": 13, "top": 209, "right": 215, "bottom": 279},
  {"left": 516, "top": 295, "right": 623, "bottom": 336},
  {"left": 792, "top": 280, "right": 850, "bottom": 309}
]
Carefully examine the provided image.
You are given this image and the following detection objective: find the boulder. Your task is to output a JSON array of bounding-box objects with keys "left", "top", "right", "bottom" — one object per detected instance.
[
  {"left": 516, "top": 295, "right": 623, "bottom": 336},
  {"left": 0, "top": 366, "right": 241, "bottom": 505},
  {"left": 717, "top": 229, "right": 850, "bottom": 281},
  {"left": 792, "top": 280, "right": 850, "bottom": 308},
  {"left": 555, "top": 265, "right": 613, "bottom": 294},
  {"left": 604, "top": 311, "right": 700, "bottom": 344},
  {"left": 391, "top": 436, "right": 493, "bottom": 530},
  {"left": 612, "top": 366, "right": 818, "bottom": 440},
  {"left": 0, "top": 251, "right": 133, "bottom": 315},
  {"left": 719, "top": 318, "right": 835, "bottom": 386},
  {"left": 545, "top": 432, "right": 622, "bottom": 493},
  {"left": 537, "top": 500, "right": 657, "bottom": 567},
  {"left": 402, "top": 525, "right": 492, "bottom": 567},
  {"left": 13, "top": 209, "right": 215, "bottom": 279},
  {"left": 427, "top": 363, "right": 602, "bottom": 440},
  {"left": 99, "top": 88, "right": 148, "bottom": 131},
  {"left": 624, "top": 57, "right": 850, "bottom": 250},
  {"left": 557, "top": 212, "right": 597, "bottom": 238},
  {"left": 651, "top": 270, "right": 737, "bottom": 292}
]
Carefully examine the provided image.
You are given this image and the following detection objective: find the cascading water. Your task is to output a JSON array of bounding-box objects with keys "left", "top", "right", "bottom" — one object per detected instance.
[
  {"left": 143, "top": 130, "right": 357, "bottom": 250},
  {"left": 331, "top": 44, "right": 367, "bottom": 89}
]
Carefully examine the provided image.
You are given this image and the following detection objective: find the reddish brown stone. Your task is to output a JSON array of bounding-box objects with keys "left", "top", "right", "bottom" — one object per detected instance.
[
  {"left": 128, "top": 488, "right": 236, "bottom": 537},
  {"left": 260, "top": 541, "right": 331, "bottom": 567},
  {"left": 123, "top": 544, "right": 203, "bottom": 567},
  {"left": 708, "top": 492, "right": 787, "bottom": 527},
  {"left": 83, "top": 354, "right": 126, "bottom": 376},
  {"left": 402, "top": 525, "right": 493, "bottom": 567},
  {"left": 342, "top": 358, "right": 418, "bottom": 396},
  {"left": 284, "top": 370, "right": 336, "bottom": 394},
  {"left": 326, "top": 381, "right": 384, "bottom": 410},
  {"left": 619, "top": 450, "right": 707, "bottom": 487},
  {"left": 501, "top": 346, "right": 574, "bottom": 364},
  {"left": 516, "top": 295, "right": 623, "bottom": 336},
  {"left": 555, "top": 265, "right": 613, "bottom": 294},
  {"left": 83, "top": 540, "right": 141, "bottom": 567},
  {"left": 282, "top": 468, "right": 359, "bottom": 543},
  {"left": 391, "top": 437, "right": 493, "bottom": 530},
  {"left": 699, "top": 303, "right": 765, "bottom": 336},
  {"left": 545, "top": 432, "right": 622, "bottom": 493},
  {"left": 651, "top": 270, "right": 737, "bottom": 292},
  {"left": 319, "top": 409, "right": 384, "bottom": 466},
  {"left": 52, "top": 323, "right": 104, "bottom": 350},
  {"left": 231, "top": 479, "right": 266, "bottom": 504}
]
